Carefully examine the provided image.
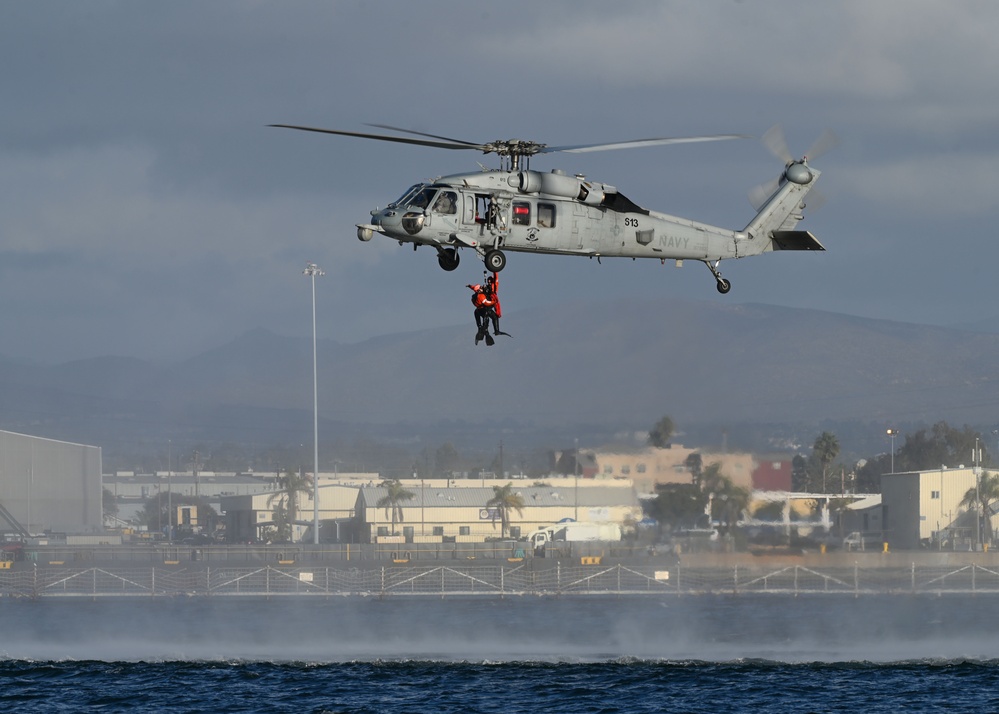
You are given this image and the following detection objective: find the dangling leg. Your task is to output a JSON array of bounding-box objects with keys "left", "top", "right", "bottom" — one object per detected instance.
[{"left": 474, "top": 309, "right": 487, "bottom": 345}]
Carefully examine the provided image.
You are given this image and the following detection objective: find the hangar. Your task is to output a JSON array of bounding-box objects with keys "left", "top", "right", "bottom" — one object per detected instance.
[{"left": 0, "top": 430, "right": 103, "bottom": 536}]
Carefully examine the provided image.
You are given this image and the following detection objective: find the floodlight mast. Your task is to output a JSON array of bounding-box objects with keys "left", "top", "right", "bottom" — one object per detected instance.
[{"left": 303, "top": 262, "right": 325, "bottom": 545}]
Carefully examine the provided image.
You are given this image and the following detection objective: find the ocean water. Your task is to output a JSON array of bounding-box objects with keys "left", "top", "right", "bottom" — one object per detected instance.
[{"left": 2, "top": 594, "right": 999, "bottom": 712}]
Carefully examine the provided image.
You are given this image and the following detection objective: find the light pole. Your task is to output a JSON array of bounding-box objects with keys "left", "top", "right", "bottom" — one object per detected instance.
[
  {"left": 886, "top": 428, "right": 898, "bottom": 473},
  {"left": 574, "top": 438, "right": 579, "bottom": 521},
  {"left": 167, "top": 440, "right": 172, "bottom": 541},
  {"left": 304, "top": 262, "right": 325, "bottom": 545},
  {"left": 974, "top": 437, "right": 982, "bottom": 549}
]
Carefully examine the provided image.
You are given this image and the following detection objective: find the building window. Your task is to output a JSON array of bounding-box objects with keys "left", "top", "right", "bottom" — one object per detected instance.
[
  {"left": 432, "top": 526, "right": 444, "bottom": 536},
  {"left": 459, "top": 526, "right": 470, "bottom": 536},
  {"left": 931, "top": 490, "right": 940, "bottom": 499},
  {"left": 603, "top": 465, "right": 613, "bottom": 474},
  {"left": 621, "top": 465, "right": 631, "bottom": 475},
  {"left": 636, "top": 463, "right": 647, "bottom": 474},
  {"left": 512, "top": 201, "right": 532, "bottom": 226},
  {"left": 509, "top": 526, "right": 521, "bottom": 539},
  {"left": 377, "top": 526, "right": 389, "bottom": 536}
]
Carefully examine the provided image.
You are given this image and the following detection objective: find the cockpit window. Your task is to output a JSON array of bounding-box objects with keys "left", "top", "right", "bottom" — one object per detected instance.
[
  {"left": 390, "top": 185, "right": 421, "bottom": 208},
  {"left": 409, "top": 187, "right": 438, "bottom": 210},
  {"left": 433, "top": 190, "right": 457, "bottom": 215}
]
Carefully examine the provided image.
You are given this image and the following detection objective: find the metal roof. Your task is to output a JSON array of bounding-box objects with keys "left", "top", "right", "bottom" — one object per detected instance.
[{"left": 358, "top": 485, "right": 636, "bottom": 508}]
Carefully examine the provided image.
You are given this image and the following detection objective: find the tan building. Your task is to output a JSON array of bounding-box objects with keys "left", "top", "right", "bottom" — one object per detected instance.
[
  {"left": 881, "top": 467, "right": 993, "bottom": 550},
  {"left": 222, "top": 483, "right": 361, "bottom": 543},
  {"left": 223, "top": 476, "right": 641, "bottom": 544},
  {"left": 356, "top": 483, "right": 641, "bottom": 544},
  {"left": 594, "top": 445, "right": 755, "bottom": 494}
]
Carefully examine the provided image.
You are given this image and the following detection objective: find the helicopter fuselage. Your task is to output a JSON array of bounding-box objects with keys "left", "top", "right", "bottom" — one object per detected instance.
[
  {"left": 357, "top": 168, "right": 778, "bottom": 277},
  {"left": 273, "top": 122, "right": 826, "bottom": 294}
]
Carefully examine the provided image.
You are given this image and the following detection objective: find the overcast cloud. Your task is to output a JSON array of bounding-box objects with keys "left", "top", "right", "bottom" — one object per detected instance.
[{"left": 2, "top": 1, "right": 998, "bottom": 363}]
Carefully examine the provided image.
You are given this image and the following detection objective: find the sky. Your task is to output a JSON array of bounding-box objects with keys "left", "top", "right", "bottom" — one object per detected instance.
[{"left": 2, "top": 1, "right": 999, "bottom": 364}]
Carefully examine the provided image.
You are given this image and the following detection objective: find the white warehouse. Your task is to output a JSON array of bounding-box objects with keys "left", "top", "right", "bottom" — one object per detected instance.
[{"left": 0, "top": 430, "right": 103, "bottom": 535}]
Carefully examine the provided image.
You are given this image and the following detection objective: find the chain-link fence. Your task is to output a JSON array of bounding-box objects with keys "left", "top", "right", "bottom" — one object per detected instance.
[{"left": 5, "top": 562, "right": 999, "bottom": 598}]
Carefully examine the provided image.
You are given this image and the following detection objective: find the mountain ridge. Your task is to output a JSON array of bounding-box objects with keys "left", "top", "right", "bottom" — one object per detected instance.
[{"left": 2, "top": 298, "right": 998, "bottom": 454}]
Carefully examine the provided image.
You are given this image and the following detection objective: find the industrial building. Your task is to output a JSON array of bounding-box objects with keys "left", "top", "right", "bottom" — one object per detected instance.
[
  {"left": 357, "top": 483, "right": 641, "bottom": 544},
  {"left": 881, "top": 467, "right": 991, "bottom": 550},
  {"left": 219, "top": 477, "right": 641, "bottom": 544},
  {"left": 0, "top": 430, "right": 102, "bottom": 536}
]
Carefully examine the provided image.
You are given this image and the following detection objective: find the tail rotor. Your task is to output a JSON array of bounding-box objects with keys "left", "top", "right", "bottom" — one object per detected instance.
[{"left": 749, "top": 125, "right": 837, "bottom": 210}]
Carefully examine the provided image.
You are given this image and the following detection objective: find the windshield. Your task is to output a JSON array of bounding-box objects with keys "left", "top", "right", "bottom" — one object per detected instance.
[
  {"left": 407, "top": 187, "right": 439, "bottom": 210},
  {"left": 389, "top": 184, "right": 422, "bottom": 208}
]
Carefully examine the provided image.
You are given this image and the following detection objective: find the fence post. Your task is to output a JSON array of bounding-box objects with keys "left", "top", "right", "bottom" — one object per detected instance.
[
  {"left": 734, "top": 564, "right": 739, "bottom": 594},
  {"left": 854, "top": 562, "right": 858, "bottom": 597},
  {"left": 911, "top": 562, "right": 915, "bottom": 593}
]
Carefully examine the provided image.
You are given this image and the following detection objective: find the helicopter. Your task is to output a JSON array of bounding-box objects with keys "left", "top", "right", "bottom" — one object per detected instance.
[{"left": 270, "top": 123, "right": 831, "bottom": 294}]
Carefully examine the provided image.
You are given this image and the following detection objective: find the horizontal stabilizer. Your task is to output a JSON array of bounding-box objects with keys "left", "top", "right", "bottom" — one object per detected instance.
[{"left": 771, "top": 230, "right": 825, "bottom": 251}]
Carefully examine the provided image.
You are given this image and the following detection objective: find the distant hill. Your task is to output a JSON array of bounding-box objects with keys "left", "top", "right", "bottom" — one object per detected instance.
[{"left": 2, "top": 298, "right": 999, "bottom": 455}]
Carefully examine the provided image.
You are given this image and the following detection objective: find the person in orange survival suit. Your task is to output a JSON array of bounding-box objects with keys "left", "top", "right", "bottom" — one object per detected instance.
[
  {"left": 483, "top": 272, "right": 503, "bottom": 336},
  {"left": 467, "top": 279, "right": 497, "bottom": 346}
]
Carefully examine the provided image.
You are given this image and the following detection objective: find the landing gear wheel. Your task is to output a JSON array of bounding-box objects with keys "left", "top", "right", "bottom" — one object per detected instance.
[
  {"left": 437, "top": 248, "right": 460, "bottom": 271},
  {"left": 484, "top": 249, "right": 507, "bottom": 273},
  {"left": 716, "top": 278, "right": 731, "bottom": 294}
]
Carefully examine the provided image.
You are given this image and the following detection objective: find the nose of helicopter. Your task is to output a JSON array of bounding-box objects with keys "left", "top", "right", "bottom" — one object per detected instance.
[{"left": 373, "top": 206, "right": 425, "bottom": 236}]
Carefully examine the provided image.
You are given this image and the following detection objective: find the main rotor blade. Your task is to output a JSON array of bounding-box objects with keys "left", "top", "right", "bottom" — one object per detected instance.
[
  {"left": 365, "top": 123, "right": 482, "bottom": 147},
  {"left": 268, "top": 124, "right": 485, "bottom": 151},
  {"left": 542, "top": 134, "right": 750, "bottom": 154}
]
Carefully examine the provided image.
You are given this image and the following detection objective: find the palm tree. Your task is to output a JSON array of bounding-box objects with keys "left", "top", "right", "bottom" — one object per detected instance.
[
  {"left": 812, "top": 431, "right": 840, "bottom": 492},
  {"left": 485, "top": 483, "right": 525, "bottom": 538},
  {"left": 648, "top": 415, "right": 675, "bottom": 449},
  {"left": 267, "top": 468, "right": 312, "bottom": 542},
  {"left": 960, "top": 471, "right": 999, "bottom": 546},
  {"left": 376, "top": 479, "right": 415, "bottom": 535},
  {"left": 697, "top": 462, "right": 750, "bottom": 534}
]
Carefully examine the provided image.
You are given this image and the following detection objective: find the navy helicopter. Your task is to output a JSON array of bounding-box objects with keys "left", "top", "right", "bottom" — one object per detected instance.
[{"left": 270, "top": 123, "right": 831, "bottom": 293}]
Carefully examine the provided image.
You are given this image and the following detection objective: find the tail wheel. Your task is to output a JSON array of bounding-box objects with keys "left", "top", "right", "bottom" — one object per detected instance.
[
  {"left": 437, "top": 248, "right": 460, "bottom": 271},
  {"left": 484, "top": 249, "right": 507, "bottom": 272}
]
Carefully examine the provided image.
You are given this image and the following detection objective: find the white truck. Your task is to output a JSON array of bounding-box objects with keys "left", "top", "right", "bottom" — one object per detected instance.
[{"left": 527, "top": 523, "right": 622, "bottom": 551}]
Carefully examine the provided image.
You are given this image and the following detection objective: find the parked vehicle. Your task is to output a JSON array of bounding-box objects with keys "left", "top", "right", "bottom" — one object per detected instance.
[
  {"left": 843, "top": 532, "right": 880, "bottom": 551},
  {"left": 527, "top": 523, "right": 622, "bottom": 552}
]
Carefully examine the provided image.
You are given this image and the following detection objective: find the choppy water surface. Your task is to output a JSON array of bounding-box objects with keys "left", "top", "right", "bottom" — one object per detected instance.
[{"left": 3, "top": 595, "right": 999, "bottom": 712}]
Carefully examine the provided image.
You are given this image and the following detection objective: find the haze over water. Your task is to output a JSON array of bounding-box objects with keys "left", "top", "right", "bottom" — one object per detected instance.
[{"left": 3, "top": 595, "right": 999, "bottom": 712}]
